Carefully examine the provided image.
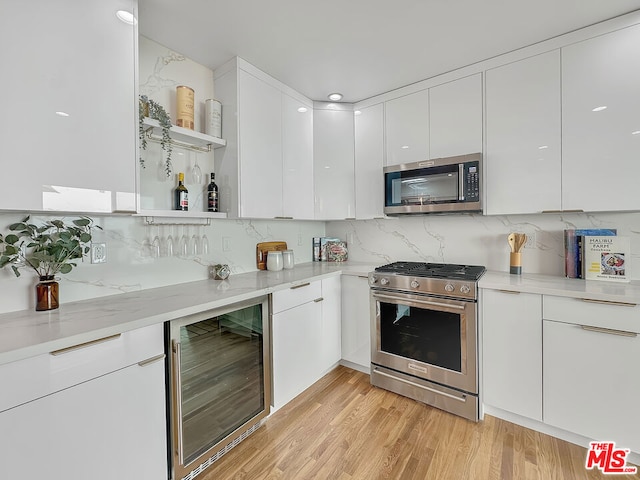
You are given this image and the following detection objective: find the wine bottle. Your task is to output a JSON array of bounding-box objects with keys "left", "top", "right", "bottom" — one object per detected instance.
[
  {"left": 174, "top": 172, "right": 188, "bottom": 211},
  {"left": 207, "top": 172, "right": 219, "bottom": 212}
]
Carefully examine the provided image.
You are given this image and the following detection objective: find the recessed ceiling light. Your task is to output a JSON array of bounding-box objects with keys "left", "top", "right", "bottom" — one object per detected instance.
[
  {"left": 632, "top": 130, "right": 640, "bottom": 135},
  {"left": 538, "top": 145, "right": 548, "bottom": 149},
  {"left": 328, "top": 93, "right": 343, "bottom": 101},
  {"left": 401, "top": 145, "right": 409, "bottom": 149},
  {"left": 297, "top": 107, "right": 308, "bottom": 113},
  {"left": 592, "top": 106, "right": 607, "bottom": 112},
  {"left": 55, "top": 111, "right": 70, "bottom": 117},
  {"left": 116, "top": 10, "right": 137, "bottom": 25}
]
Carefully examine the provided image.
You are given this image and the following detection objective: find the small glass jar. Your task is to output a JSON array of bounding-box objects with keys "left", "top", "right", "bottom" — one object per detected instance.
[
  {"left": 266, "top": 251, "right": 283, "bottom": 271},
  {"left": 36, "top": 276, "right": 59, "bottom": 311},
  {"left": 282, "top": 250, "right": 294, "bottom": 269}
]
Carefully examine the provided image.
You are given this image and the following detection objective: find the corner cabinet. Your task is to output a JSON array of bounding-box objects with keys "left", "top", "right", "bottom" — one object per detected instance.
[
  {"left": 354, "top": 103, "right": 385, "bottom": 219},
  {"left": 0, "top": 0, "right": 138, "bottom": 214},
  {"left": 213, "top": 57, "right": 314, "bottom": 220}
]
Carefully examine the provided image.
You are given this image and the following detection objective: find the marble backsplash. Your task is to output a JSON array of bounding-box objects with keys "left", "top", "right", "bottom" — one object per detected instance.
[{"left": 326, "top": 211, "right": 640, "bottom": 278}]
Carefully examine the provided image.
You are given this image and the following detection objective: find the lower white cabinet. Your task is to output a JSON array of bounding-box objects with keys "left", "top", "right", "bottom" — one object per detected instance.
[
  {"left": 340, "top": 275, "right": 371, "bottom": 370},
  {"left": 321, "top": 276, "right": 342, "bottom": 370},
  {"left": 482, "top": 289, "right": 542, "bottom": 421},
  {"left": 0, "top": 325, "right": 167, "bottom": 480},
  {"left": 543, "top": 307, "right": 640, "bottom": 453}
]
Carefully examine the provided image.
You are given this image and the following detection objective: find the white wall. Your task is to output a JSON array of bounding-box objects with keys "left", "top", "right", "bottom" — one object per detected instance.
[{"left": 326, "top": 212, "right": 640, "bottom": 278}]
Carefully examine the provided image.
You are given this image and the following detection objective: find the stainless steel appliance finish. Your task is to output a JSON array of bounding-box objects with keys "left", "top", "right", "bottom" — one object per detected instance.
[
  {"left": 384, "top": 153, "right": 481, "bottom": 215},
  {"left": 369, "top": 262, "right": 485, "bottom": 421},
  {"left": 167, "top": 296, "right": 271, "bottom": 480}
]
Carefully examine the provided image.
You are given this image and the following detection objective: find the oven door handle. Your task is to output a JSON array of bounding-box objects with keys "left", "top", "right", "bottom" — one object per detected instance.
[
  {"left": 373, "top": 367, "right": 467, "bottom": 403},
  {"left": 372, "top": 292, "right": 467, "bottom": 313}
]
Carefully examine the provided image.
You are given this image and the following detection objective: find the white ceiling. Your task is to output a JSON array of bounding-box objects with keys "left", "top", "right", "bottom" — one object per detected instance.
[{"left": 138, "top": 0, "right": 640, "bottom": 103}]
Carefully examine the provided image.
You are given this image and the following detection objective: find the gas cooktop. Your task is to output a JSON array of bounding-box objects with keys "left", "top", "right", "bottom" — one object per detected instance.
[{"left": 375, "top": 262, "right": 486, "bottom": 281}]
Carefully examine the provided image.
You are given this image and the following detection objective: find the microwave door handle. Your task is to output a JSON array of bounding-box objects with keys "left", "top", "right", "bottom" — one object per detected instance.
[{"left": 458, "top": 164, "right": 465, "bottom": 201}]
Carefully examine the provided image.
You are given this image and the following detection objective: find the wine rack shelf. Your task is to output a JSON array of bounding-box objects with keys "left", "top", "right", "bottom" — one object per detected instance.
[{"left": 142, "top": 118, "right": 226, "bottom": 153}]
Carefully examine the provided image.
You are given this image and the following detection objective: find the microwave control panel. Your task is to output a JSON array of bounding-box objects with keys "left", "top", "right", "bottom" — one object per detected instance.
[{"left": 464, "top": 162, "right": 480, "bottom": 201}]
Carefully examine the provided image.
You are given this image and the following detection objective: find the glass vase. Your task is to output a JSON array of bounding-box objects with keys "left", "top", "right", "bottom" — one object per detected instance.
[{"left": 36, "top": 276, "right": 59, "bottom": 311}]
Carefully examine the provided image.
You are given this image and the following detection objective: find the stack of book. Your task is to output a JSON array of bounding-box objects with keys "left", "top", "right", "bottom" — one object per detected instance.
[{"left": 564, "top": 229, "right": 629, "bottom": 282}]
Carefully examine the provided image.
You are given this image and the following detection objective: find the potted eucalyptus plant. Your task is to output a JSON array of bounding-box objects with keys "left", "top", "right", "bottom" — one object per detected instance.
[
  {"left": 0, "top": 216, "right": 100, "bottom": 311},
  {"left": 139, "top": 94, "right": 173, "bottom": 177}
]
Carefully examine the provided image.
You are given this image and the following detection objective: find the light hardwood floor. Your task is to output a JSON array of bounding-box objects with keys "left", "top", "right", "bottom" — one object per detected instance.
[{"left": 201, "top": 366, "right": 638, "bottom": 480}]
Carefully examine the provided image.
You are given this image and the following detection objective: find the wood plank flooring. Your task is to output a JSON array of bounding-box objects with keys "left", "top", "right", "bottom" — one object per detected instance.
[{"left": 200, "top": 365, "right": 638, "bottom": 480}]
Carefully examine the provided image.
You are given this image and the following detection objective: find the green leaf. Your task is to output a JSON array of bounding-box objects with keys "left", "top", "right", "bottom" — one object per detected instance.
[
  {"left": 80, "top": 233, "right": 91, "bottom": 243},
  {"left": 8, "top": 222, "right": 26, "bottom": 231},
  {"left": 73, "top": 218, "right": 91, "bottom": 227},
  {"left": 59, "top": 264, "right": 72, "bottom": 274},
  {"left": 11, "top": 265, "right": 20, "bottom": 277},
  {"left": 50, "top": 220, "right": 64, "bottom": 229},
  {"left": 4, "top": 245, "right": 18, "bottom": 255},
  {"left": 59, "top": 231, "right": 71, "bottom": 241},
  {"left": 5, "top": 234, "right": 19, "bottom": 245},
  {"left": 0, "top": 256, "right": 13, "bottom": 268}
]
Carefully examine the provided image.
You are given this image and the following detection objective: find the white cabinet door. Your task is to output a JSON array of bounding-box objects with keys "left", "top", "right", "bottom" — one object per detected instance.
[
  {"left": 543, "top": 319, "right": 640, "bottom": 453},
  {"left": 429, "top": 74, "right": 483, "bottom": 159},
  {"left": 0, "top": 0, "right": 137, "bottom": 213},
  {"left": 354, "top": 103, "right": 385, "bottom": 219},
  {"left": 0, "top": 359, "right": 167, "bottom": 480},
  {"left": 282, "top": 93, "right": 314, "bottom": 219},
  {"left": 482, "top": 289, "right": 542, "bottom": 421},
  {"left": 313, "top": 105, "right": 355, "bottom": 220},
  {"left": 485, "top": 51, "right": 561, "bottom": 215},
  {"left": 385, "top": 90, "right": 429, "bottom": 166},
  {"left": 562, "top": 24, "right": 640, "bottom": 212},
  {"left": 238, "top": 69, "right": 283, "bottom": 218},
  {"left": 272, "top": 300, "right": 322, "bottom": 410},
  {"left": 320, "top": 276, "right": 342, "bottom": 372},
  {"left": 340, "top": 275, "right": 371, "bottom": 370}
]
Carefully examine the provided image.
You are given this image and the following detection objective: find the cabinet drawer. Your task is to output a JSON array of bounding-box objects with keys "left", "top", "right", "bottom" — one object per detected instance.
[
  {"left": 272, "top": 280, "right": 322, "bottom": 314},
  {"left": 0, "top": 323, "right": 164, "bottom": 413},
  {"left": 543, "top": 295, "right": 640, "bottom": 334}
]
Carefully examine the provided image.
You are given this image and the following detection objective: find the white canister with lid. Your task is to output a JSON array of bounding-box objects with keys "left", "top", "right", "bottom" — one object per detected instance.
[
  {"left": 266, "top": 251, "right": 283, "bottom": 271},
  {"left": 282, "top": 250, "right": 294, "bottom": 269},
  {"left": 205, "top": 99, "right": 222, "bottom": 137}
]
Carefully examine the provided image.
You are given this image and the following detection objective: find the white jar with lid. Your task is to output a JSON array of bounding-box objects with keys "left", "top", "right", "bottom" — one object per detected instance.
[
  {"left": 282, "top": 250, "right": 294, "bottom": 269},
  {"left": 266, "top": 251, "right": 283, "bottom": 271}
]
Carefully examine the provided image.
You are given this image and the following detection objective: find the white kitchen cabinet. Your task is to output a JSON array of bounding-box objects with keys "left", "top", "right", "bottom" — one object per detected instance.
[
  {"left": 321, "top": 276, "right": 342, "bottom": 371},
  {"left": 543, "top": 317, "right": 640, "bottom": 453},
  {"left": 213, "top": 57, "right": 314, "bottom": 219},
  {"left": 429, "top": 74, "right": 482, "bottom": 159},
  {"left": 0, "top": 324, "right": 167, "bottom": 479},
  {"left": 340, "top": 275, "right": 371, "bottom": 371},
  {"left": 485, "top": 52, "right": 562, "bottom": 215},
  {"left": 313, "top": 103, "right": 356, "bottom": 220},
  {"left": 0, "top": 0, "right": 137, "bottom": 214},
  {"left": 354, "top": 103, "right": 385, "bottom": 219},
  {"left": 385, "top": 89, "right": 429, "bottom": 166},
  {"left": 282, "top": 93, "right": 314, "bottom": 219},
  {"left": 562, "top": 24, "right": 640, "bottom": 212},
  {"left": 481, "top": 289, "right": 542, "bottom": 421}
]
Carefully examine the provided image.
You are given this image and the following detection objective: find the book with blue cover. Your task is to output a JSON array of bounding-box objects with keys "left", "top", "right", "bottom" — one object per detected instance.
[{"left": 564, "top": 229, "right": 617, "bottom": 278}]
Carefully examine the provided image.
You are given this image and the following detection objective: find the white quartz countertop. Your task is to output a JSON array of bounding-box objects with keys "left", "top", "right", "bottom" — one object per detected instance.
[
  {"left": 0, "top": 262, "right": 378, "bottom": 367},
  {"left": 480, "top": 270, "right": 640, "bottom": 304}
]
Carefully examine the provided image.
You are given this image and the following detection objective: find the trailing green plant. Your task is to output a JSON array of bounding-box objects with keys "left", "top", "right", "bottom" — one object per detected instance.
[
  {"left": 139, "top": 95, "right": 173, "bottom": 177},
  {"left": 0, "top": 216, "right": 101, "bottom": 278}
]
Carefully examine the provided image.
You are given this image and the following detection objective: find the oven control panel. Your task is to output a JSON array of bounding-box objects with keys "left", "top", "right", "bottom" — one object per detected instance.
[{"left": 369, "top": 273, "right": 477, "bottom": 300}]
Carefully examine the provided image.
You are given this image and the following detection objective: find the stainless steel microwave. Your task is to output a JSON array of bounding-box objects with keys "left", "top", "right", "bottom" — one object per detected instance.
[{"left": 384, "top": 153, "right": 481, "bottom": 215}]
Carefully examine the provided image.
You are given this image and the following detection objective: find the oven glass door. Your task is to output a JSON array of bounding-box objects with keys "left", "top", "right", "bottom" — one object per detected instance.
[
  {"left": 385, "top": 164, "right": 460, "bottom": 207},
  {"left": 372, "top": 290, "right": 477, "bottom": 393}
]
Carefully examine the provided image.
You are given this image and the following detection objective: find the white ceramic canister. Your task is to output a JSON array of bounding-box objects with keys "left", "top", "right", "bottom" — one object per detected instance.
[
  {"left": 176, "top": 86, "right": 195, "bottom": 130},
  {"left": 205, "top": 99, "right": 222, "bottom": 137},
  {"left": 266, "top": 251, "right": 283, "bottom": 271},
  {"left": 282, "top": 250, "right": 294, "bottom": 269}
]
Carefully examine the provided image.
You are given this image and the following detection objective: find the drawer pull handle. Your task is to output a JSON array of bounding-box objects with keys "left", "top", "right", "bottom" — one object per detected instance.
[
  {"left": 138, "top": 353, "right": 166, "bottom": 367},
  {"left": 290, "top": 282, "right": 311, "bottom": 290},
  {"left": 497, "top": 289, "right": 520, "bottom": 294},
  {"left": 581, "top": 298, "right": 637, "bottom": 307},
  {"left": 50, "top": 334, "right": 121, "bottom": 356},
  {"left": 313, "top": 297, "right": 324, "bottom": 303},
  {"left": 580, "top": 325, "right": 637, "bottom": 338}
]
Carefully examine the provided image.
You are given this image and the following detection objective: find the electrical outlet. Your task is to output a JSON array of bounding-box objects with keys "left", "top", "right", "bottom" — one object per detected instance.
[
  {"left": 524, "top": 232, "right": 536, "bottom": 249},
  {"left": 222, "top": 237, "right": 231, "bottom": 252},
  {"left": 91, "top": 243, "right": 107, "bottom": 263}
]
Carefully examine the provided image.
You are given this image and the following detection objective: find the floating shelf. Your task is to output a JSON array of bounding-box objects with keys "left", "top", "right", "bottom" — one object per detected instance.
[
  {"left": 136, "top": 210, "right": 228, "bottom": 225},
  {"left": 142, "top": 118, "right": 226, "bottom": 152}
]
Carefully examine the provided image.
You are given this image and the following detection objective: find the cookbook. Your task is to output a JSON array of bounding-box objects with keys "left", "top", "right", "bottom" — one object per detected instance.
[
  {"left": 563, "top": 228, "right": 616, "bottom": 278},
  {"left": 582, "top": 235, "right": 630, "bottom": 282}
]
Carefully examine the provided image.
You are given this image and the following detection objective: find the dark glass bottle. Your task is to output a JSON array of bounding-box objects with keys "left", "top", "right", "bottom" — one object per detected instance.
[
  {"left": 174, "top": 172, "right": 188, "bottom": 211},
  {"left": 207, "top": 173, "right": 219, "bottom": 212}
]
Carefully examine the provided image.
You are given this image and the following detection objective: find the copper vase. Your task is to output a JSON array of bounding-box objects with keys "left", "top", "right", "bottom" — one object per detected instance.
[{"left": 36, "top": 276, "right": 59, "bottom": 311}]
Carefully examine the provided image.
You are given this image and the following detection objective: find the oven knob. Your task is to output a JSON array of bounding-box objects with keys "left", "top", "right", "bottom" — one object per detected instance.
[
  {"left": 460, "top": 285, "right": 471, "bottom": 294},
  {"left": 380, "top": 278, "right": 390, "bottom": 286},
  {"left": 410, "top": 280, "right": 420, "bottom": 288},
  {"left": 369, "top": 276, "right": 377, "bottom": 284},
  {"left": 444, "top": 283, "right": 455, "bottom": 292}
]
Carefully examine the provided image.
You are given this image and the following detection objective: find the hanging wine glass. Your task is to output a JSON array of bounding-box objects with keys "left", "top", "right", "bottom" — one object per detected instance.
[
  {"left": 191, "top": 151, "right": 202, "bottom": 184},
  {"left": 166, "top": 225, "right": 175, "bottom": 257},
  {"left": 140, "top": 224, "right": 152, "bottom": 257},
  {"left": 151, "top": 225, "right": 161, "bottom": 258},
  {"left": 190, "top": 227, "right": 199, "bottom": 256},
  {"left": 179, "top": 225, "right": 189, "bottom": 257},
  {"left": 200, "top": 225, "right": 209, "bottom": 256}
]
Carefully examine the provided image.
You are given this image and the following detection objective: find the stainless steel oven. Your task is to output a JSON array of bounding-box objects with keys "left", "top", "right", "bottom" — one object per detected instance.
[{"left": 369, "top": 262, "right": 485, "bottom": 421}]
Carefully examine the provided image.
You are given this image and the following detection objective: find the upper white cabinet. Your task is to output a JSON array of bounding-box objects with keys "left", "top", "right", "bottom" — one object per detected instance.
[
  {"left": 214, "top": 58, "right": 313, "bottom": 219},
  {"left": 562, "top": 24, "right": 640, "bottom": 212},
  {"left": 314, "top": 103, "right": 356, "bottom": 220},
  {"left": 354, "top": 104, "right": 385, "bottom": 219},
  {"left": 485, "top": 52, "right": 562, "bottom": 215},
  {"left": 0, "top": 0, "right": 137, "bottom": 213},
  {"left": 429, "top": 74, "right": 482, "bottom": 159},
  {"left": 385, "top": 89, "right": 429, "bottom": 166}
]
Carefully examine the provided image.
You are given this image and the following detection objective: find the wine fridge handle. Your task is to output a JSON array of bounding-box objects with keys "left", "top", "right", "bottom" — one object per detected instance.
[{"left": 172, "top": 340, "right": 185, "bottom": 465}]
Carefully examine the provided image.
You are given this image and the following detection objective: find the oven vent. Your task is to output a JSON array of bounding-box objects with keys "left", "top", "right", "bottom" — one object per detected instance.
[{"left": 181, "top": 419, "right": 264, "bottom": 480}]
